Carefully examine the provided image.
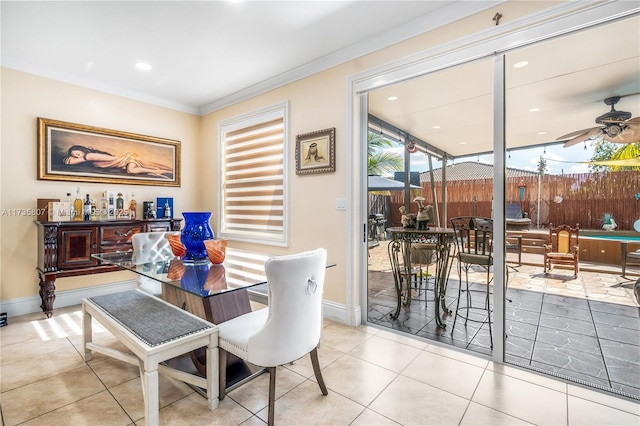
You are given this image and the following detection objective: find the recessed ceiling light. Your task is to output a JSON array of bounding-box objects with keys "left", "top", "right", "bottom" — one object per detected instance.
[
  {"left": 432, "top": 125, "right": 441, "bottom": 129},
  {"left": 387, "top": 96, "right": 398, "bottom": 101},
  {"left": 538, "top": 131, "right": 547, "bottom": 135},
  {"left": 529, "top": 107, "right": 540, "bottom": 112},
  {"left": 135, "top": 62, "right": 152, "bottom": 71},
  {"left": 513, "top": 61, "right": 528, "bottom": 68},
  {"left": 459, "top": 141, "right": 467, "bottom": 145}
]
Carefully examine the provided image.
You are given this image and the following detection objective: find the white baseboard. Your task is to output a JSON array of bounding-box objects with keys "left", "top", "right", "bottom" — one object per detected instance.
[
  {"left": 1, "top": 280, "right": 352, "bottom": 327},
  {"left": 0, "top": 280, "right": 136, "bottom": 319}
]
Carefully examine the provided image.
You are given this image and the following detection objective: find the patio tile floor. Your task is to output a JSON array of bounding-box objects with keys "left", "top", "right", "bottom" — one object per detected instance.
[{"left": 367, "top": 243, "right": 640, "bottom": 400}]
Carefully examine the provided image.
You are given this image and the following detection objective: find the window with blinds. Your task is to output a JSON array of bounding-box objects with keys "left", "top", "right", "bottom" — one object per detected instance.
[{"left": 218, "top": 102, "right": 288, "bottom": 246}]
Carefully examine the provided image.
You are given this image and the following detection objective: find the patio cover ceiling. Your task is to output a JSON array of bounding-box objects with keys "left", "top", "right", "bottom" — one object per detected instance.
[{"left": 368, "top": 15, "right": 640, "bottom": 160}]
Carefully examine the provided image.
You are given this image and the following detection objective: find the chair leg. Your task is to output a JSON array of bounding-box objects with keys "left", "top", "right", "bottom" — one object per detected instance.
[
  {"left": 268, "top": 366, "right": 276, "bottom": 426},
  {"left": 218, "top": 348, "right": 227, "bottom": 401},
  {"left": 310, "top": 347, "right": 328, "bottom": 395}
]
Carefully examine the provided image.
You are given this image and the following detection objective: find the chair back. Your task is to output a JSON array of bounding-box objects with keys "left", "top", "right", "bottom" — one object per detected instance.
[
  {"left": 132, "top": 232, "right": 176, "bottom": 264},
  {"left": 450, "top": 216, "right": 494, "bottom": 265},
  {"left": 248, "top": 248, "right": 327, "bottom": 367},
  {"left": 548, "top": 223, "right": 579, "bottom": 254}
]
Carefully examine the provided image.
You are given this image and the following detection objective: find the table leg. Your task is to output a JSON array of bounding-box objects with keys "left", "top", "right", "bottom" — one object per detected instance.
[
  {"left": 387, "top": 240, "right": 403, "bottom": 319},
  {"left": 433, "top": 239, "right": 453, "bottom": 328}
]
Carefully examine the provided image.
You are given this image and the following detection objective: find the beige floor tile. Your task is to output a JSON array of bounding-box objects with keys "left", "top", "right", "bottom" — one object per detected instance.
[
  {"left": 1, "top": 364, "right": 106, "bottom": 425},
  {"left": 283, "top": 344, "right": 345, "bottom": 378},
  {"left": 460, "top": 402, "right": 533, "bottom": 425},
  {"left": 348, "top": 335, "right": 421, "bottom": 373},
  {"left": 568, "top": 384, "right": 640, "bottom": 415},
  {"left": 351, "top": 408, "right": 401, "bottom": 425},
  {"left": 227, "top": 366, "right": 306, "bottom": 414},
  {"left": 321, "top": 323, "right": 373, "bottom": 353},
  {"left": 88, "top": 356, "right": 142, "bottom": 389},
  {"left": 255, "top": 379, "right": 364, "bottom": 425},
  {"left": 158, "top": 392, "right": 253, "bottom": 426},
  {"left": 425, "top": 343, "right": 489, "bottom": 368},
  {"left": 109, "top": 375, "right": 194, "bottom": 422},
  {"left": 355, "top": 323, "right": 383, "bottom": 335},
  {"left": 1, "top": 334, "right": 75, "bottom": 366},
  {"left": 1, "top": 346, "right": 85, "bottom": 392},
  {"left": 568, "top": 395, "right": 640, "bottom": 425},
  {"left": 402, "top": 350, "right": 485, "bottom": 399},
  {"left": 239, "top": 415, "right": 268, "bottom": 426},
  {"left": 369, "top": 374, "right": 469, "bottom": 425},
  {"left": 374, "top": 328, "right": 429, "bottom": 350},
  {"left": 321, "top": 354, "right": 397, "bottom": 406},
  {"left": 473, "top": 370, "right": 567, "bottom": 425},
  {"left": 487, "top": 362, "right": 567, "bottom": 393},
  {"left": 20, "top": 390, "right": 132, "bottom": 426}
]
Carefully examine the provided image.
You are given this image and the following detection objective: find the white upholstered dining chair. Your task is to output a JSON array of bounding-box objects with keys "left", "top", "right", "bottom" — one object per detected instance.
[
  {"left": 217, "top": 248, "right": 328, "bottom": 426},
  {"left": 131, "top": 231, "right": 176, "bottom": 296}
]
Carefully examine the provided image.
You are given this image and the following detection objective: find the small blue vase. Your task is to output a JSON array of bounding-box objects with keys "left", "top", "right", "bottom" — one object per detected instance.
[{"left": 181, "top": 212, "right": 214, "bottom": 262}]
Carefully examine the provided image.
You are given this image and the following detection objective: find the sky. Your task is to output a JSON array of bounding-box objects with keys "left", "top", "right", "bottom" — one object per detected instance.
[{"left": 394, "top": 141, "right": 596, "bottom": 175}]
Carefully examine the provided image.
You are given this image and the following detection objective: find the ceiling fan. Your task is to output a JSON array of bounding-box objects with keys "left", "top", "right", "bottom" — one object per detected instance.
[{"left": 558, "top": 96, "right": 640, "bottom": 147}]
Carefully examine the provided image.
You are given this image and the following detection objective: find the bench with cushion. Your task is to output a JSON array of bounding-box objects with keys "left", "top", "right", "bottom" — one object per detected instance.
[{"left": 83, "top": 289, "right": 219, "bottom": 425}]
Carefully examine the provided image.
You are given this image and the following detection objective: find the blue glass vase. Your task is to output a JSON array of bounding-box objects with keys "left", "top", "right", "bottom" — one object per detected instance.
[{"left": 181, "top": 212, "right": 214, "bottom": 263}]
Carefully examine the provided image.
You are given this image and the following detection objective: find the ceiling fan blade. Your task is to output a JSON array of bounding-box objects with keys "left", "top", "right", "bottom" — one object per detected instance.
[
  {"left": 604, "top": 122, "right": 640, "bottom": 144},
  {"left": 556, "top": 127, "right": 602, "bottom": 141},
  {"left": 562, "top": 128, "right": 603, "bottom": 147}
]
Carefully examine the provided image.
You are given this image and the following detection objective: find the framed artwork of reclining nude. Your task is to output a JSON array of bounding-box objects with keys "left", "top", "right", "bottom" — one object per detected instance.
[
  {"left": 37, "top": 117, "right": 181, "bottom": 187},
  {"left": 295, "top": 127, "right": 335, "bottom": 175}
]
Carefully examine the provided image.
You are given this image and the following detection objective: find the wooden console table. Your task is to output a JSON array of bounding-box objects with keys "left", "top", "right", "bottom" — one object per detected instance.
[{"left": 35, "top": 218, "right": 182, "bottom": 318}]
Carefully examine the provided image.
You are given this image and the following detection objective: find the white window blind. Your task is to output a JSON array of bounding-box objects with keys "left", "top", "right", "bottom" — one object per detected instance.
[{"left": 219, "top": 103, "right": 288, "bottom": 246}]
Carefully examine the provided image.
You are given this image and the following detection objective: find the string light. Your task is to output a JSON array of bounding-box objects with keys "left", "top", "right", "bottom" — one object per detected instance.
[
  {"left": 584, "top": 142, "right": 587, "bottom": 151},
  {"left": 508, "top": 150, "right": 511, "bottom": 159},
  {"left": 543, "top": 146, "right": 547, "bottom": 154}
]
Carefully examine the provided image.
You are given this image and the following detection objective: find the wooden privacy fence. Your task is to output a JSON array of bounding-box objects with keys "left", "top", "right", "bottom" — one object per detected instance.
[{"left": 376, "top": 171, "right": 640, "bottom": 230}]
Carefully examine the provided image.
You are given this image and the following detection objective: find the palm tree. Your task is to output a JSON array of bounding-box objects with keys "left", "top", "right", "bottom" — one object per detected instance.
[
  {"left": 367, "top": 132, "right": 403, "bottom": 175},
  {"left": 589, "top": 140, "right": 640, "bottom": 171}
]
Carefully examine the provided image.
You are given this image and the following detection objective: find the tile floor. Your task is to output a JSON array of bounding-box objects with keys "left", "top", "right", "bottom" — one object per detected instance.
[
  {"left": 367, "top": 243, "right": 640, "bottom": 403},
  {"left": 1, "top": 304, "right": 639, "bottom": 425}
]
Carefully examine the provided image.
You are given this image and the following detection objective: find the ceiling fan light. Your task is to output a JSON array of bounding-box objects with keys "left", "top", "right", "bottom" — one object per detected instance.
[{"left": 605, "top": 124, "right": 623, "bottom": 137}]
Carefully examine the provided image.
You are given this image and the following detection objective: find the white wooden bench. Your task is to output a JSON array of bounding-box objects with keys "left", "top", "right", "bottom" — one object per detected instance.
[{"left": 83, "top": 289, "right": 219, "bottom": 426}]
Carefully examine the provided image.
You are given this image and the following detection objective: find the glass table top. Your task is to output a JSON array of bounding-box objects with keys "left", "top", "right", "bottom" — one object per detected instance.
[
  {"left": 93, "top": 252, "right": 336, "bottom": 300},
  {"left": 92, "top": 252, "right": 266, "bottom": 299}
]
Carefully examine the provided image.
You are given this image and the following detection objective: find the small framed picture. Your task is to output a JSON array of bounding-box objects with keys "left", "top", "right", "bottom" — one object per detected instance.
[{"left": 295, "top": 127, "right": 335, "bottom": 175}]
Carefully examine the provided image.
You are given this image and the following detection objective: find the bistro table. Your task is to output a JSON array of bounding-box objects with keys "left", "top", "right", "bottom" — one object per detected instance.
[{"left": 386, "top": 227, "right": 454, "bottom": 328}]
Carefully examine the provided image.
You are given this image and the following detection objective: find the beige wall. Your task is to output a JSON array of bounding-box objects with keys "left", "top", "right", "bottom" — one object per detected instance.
[
  {"left": 0, "top": 69, "right": 201, "bottom": 301},
  {"left": 0, "top": 0, "right": 554, "bottom": 311}
]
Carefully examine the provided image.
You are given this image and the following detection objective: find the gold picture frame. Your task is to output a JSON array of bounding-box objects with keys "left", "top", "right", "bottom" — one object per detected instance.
[
  {"left": 37, "top": 117, "right": 181, "bottom": 187},
  {"left": 295, "top": 127, "right": 335, "bottom": 175}
]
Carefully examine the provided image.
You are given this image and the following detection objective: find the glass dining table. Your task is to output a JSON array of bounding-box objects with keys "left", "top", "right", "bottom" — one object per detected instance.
[
  {"left": 92, "top": 251, "right": 270, "bottom": 389},
  {"left": 92, "top": 251, "right": 336, "bottom": 390}
]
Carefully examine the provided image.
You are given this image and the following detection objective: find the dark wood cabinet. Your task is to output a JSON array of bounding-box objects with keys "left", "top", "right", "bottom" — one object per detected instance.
[{"left": 35, "top": 219, "right": 182, "bottom": 318}]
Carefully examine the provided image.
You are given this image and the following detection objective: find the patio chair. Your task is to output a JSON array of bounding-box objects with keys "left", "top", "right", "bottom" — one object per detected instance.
[
  {"left": 543, "top": 223, "right": 579, "bottom": 278},
  {"left": 621, "top": 241, "right": 640, "bottom": 277},
  {"left": 450, "top": 216, "right": 497, "bottom": 347},
  {"left": 505, "top": 203, "right": 531, "bottom": 231}
]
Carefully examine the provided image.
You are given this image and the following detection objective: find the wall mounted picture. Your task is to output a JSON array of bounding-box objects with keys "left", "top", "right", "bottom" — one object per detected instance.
[
  {"left": 37, "top": 117, "right": 181, "bottom": 187},
  {"left": 295, "top": 127, "right": 335, "bottom": 175}
]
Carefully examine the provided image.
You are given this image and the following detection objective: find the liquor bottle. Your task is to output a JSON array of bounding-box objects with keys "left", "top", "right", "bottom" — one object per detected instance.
[
  {"left": 90, "top": 199, "right": 97, "bottom": 221},
  {"left": 65, "top": 193, "right": 73, "bottom": 220},
  {"left": 83, "top": 194, "right": 91, "bottom": 221},
  {"left": 164, "top": 200, "right": 171, "bottom": 218},
  {"left": 100, "top": 192, "right": 108, "bottom": 220},
  {"left": 129, "top": 193, "right": 137, "bottom": 220},
  {"left": 73, "top": 187, "right": 83, "bottom": 221},
  {"left": 116, "top": 193, "right": 124, "bottom": 218}
]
